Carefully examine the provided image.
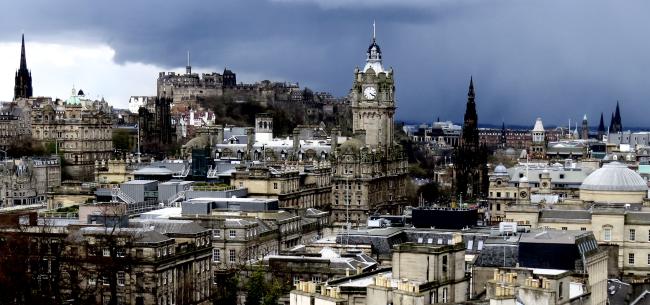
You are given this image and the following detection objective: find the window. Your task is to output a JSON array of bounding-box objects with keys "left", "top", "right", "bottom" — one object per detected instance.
[
  {"left": 496, "top": 204, "right": 501, "bottom": 211},
  {"left": 629, "top": 253, "right": 635, "bottom": 265},
  {"left": 229, "top": 249, "right": 236, "bottom": 262},
  {"left": 442, "top": 255, "right": 448, "bottom": 274},
  {"left": 559, "top": 174, "right": 565, "bottom": 179},
  {"left": 88, "top": 277, "right": 96, "bottom": 286},
  {"left": 647, "top": 254, "right": 650, "bottom": 265},
  {"left": 103, "top": 248, "right": 110, "bottom": 257},
  {"left": 496, "top": 192, "right": 501, "bottom": 198},
  {"left": 273, "top": 183, "right": 278, "bottom": 189},
  {"left": 562, "top": 227, "right": 568, "bottom": 231},
  {"left": 293, "top": 275, "right": 300, "bottom": 285},
  {"left": 477, "top": 240, "right": 484, "bottom": 251},
  {"left": 442, "top": 288, "right": 448, "bottom": 303},
  {"left": 117, "top": 248, "right": 126, "bottom": 257},
  {"left": 581, "top": 227, "right": 587, "bottom": 231},
  {"left": 229, "top": 230, "right": 236, "bottom": 238},
  {"left": 213, "top": 249, "right": 220, "bottom": 262},
  {"left": 311, "top": 275, "right": 321, "bottom": 283},
  {"left": 117, "top": 271, "right": 125, "bottom": 286},
  {"left": 630, "top": 229, "right": 636, "bottom": 241},
  {"left": 213, "top": 229, "right": 221, "bottom": 238},
  {"left": 559, "top": 282, "right": 563, "bottom": 299},
  {"left": 467, "top": 240, "right": 473, "bottom": 250},
  {"left": 603, "top": 227, "right": 612, "bottom": 241}
]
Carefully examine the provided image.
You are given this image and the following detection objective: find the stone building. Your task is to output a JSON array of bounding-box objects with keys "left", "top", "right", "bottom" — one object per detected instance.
[
  {"left": 230, "top": 162, "right": 332, "bottom": 211},
  {"left": 138, "top": 96, "right": 175, "bottom": 155},
  {"left": 330, "top": 26, "right": 409, "bottom": 228},
  {"left": 0, "top": 103, "right": 30, "bottom": 150},
  {"left": 0, "top": 156, "right": 61, "bottom": 207},
  {"left": 290, "top": 236, "right": 470, "bottom": 305},
  {"left": 505, "top": 162, "right": 650, "bottom": 279},
  {"left": 30, "top": 89, "right": 114, "bottom": 180},
  {"left": 0, "top": 213, "right": 213, "bottom": 305}
]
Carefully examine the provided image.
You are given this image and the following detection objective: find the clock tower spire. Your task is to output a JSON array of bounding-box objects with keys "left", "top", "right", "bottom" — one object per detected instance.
[{"left": 350, "top": 22, "right": 395, "bottom": 148}]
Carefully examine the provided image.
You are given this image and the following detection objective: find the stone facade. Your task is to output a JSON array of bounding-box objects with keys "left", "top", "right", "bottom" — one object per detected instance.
[
  {"left": 0, "top": 156, "right": 61, "bottom": 207},
  {"left": 30, "top": 91, "right": 114, "bottom": 181},
  {"left": 330, "top": 30, "right": 409, "bottom": 228},
  {"left": 230, "top": 162, "right": 332, "bottom": 211}
]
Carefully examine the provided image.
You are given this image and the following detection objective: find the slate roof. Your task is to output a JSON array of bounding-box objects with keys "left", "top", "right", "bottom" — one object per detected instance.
[{"left": 130, "top": 219, "right": 209, "bottom": 235}]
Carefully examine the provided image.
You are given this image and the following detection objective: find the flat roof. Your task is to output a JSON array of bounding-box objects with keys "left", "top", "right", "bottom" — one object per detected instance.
[{"left": 187, "top": 197, "right": 277, "bottom": 203}]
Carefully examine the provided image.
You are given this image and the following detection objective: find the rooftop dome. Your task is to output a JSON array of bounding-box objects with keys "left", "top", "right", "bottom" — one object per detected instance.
[
  {"left": 580, "top": 162, "right": 647, "bottom": 192},
  {"left": 494, "top": 164, "right": 507, "bottom": 174}
]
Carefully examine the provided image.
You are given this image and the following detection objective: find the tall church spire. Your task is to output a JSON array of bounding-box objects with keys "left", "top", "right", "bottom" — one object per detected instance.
[
  {"left": 462, "top": 76, "right": 478, "bottom": 149},
  {"left": 597, "top": 112, "right": 605, "bottom": 140},
  {"left": 20, "top": 34, "right": 27, "bottom": 70},
  {"left": 613, "top": 101, "right": 622, "bottom": 132},
  {"left": 14, "top": 33, "right": 33, "bottom": 100}
]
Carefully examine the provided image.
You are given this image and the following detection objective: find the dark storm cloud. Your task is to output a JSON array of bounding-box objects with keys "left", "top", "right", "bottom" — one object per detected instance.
[{"left": 3, "top": 0, "right": 650, "bottom": 127}]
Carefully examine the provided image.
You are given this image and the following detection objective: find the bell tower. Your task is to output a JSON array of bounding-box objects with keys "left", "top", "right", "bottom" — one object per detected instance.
[{"left": 350, "top": 22, "right": 395, "bottom": 148}]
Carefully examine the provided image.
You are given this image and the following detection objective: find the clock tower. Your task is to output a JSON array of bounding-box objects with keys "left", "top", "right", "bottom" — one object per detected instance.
[{"left": 350, "top": 23, "right": 395, "bottom": 148}]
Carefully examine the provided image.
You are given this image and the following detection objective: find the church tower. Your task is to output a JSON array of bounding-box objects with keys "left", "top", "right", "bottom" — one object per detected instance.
[
  {"left": 350, "top": 22, "right": 395, "bottom": 148},
  {"left": 14, "top": 34, "right": 33, "bottom": 100},
  {"left": 612, "top": 101, "right": 623, "bottom": 133},
  {"left": 455, "top": 77, "right": 488, "bottom": 199}
]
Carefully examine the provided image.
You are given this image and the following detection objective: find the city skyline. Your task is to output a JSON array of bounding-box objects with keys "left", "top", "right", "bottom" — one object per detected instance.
[{"left": 1, "top": 0, "right": 650, "bottom": 126}]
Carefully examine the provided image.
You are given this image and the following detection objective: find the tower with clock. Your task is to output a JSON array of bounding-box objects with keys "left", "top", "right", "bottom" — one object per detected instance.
[{"left": 349, "top": 23, "right": 396, "bottom": 148}]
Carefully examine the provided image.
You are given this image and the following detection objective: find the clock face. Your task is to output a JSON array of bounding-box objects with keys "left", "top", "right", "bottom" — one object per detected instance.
[
  {"left": 363, "top": 86, "right": 377, "bottom": 100},
  {"left": 520, "top": 191, "right": 528, "bottom": 198}
]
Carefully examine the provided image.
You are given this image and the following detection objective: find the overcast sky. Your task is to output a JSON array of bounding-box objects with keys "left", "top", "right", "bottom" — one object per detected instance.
[{"left": 2, "top": 0, "right": 650, "bottom": 128}]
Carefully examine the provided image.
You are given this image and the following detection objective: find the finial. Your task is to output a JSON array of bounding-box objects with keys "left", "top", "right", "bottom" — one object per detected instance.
[
  {"left": 373, "top": 20, "right": 376, "bottom": 40},
  {"left": 187, "top": 50, "right": 190, "bottom": 67}
]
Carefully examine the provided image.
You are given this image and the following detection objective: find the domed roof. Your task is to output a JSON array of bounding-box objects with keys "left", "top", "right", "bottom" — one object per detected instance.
[
  {"left": 494, "top": 164, "right": 507, "bottom": 174},
  {"left": 580, "top": 162, "right": 647, "bottom": 192}
]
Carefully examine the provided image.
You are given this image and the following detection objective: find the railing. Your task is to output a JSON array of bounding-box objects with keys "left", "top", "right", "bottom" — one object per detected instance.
[
  {"left": 111, "top": 186, "right": 136, "bottom": 204},
  {"left": 126, "top": 201, "right": 161, "bottom": 214},
  {"left": 39, "top": 212, "right": 79, "bottom": 219},
  {"left": 206, "top": 166, "right": 219, "bottom": 178},
  {"left": 164, "top": 191, "right": 186, "bottom": 206}
]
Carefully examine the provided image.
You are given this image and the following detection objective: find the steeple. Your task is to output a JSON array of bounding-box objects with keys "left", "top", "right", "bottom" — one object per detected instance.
[
  {"left": 14, "top": 33, "right": 33, "bottom": 100},
  {"left": 20, "top": 34, "right": 27, "bottom": 71},
  {"left": 597, "top": 112, "right": 605, "bottom": 140},
  {"left": 468, "top": 76, "right": 475, "bottom": 98},
  {"left": 613, "top": 101, "right": 622, "bottom": 132},
  {"left": 462, "top": 77, "right": 478, "bottom": 149}
]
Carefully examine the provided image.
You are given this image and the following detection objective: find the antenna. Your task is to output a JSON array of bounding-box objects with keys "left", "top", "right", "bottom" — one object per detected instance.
[{"left": 372, "top": 20, "right": 376, "bottom": 40}]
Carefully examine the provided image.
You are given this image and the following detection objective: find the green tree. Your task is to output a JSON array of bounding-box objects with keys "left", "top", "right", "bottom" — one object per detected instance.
[
  {"left": 112, "top": 129, "right": 131, "bottom": 152},
  {"left": 262, "top": 278, "right": 283, "bottom": 305},
  {"left": 245, "top": 269, "right": 265, "bottom": 305}
]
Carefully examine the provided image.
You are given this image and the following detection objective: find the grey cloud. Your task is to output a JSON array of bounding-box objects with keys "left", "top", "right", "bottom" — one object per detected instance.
[{"left": 2, "top": 0, "right": 650, "bottom": 127}]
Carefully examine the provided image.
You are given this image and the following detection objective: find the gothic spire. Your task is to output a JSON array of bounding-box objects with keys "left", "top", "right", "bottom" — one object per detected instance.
[
  {"left": 598, "top": 113, "right": 605, "bottom": 132},
  {"left": 468, "top": 76, "right": 475, "bottom": 98},
  {"left": 14, "top": 33, "right": 33, "bottom": 100},
  {"left": 20, "top": 34, "right": 27, "bottom": 71},
  {"left": 614, "top": 100, "right": 622, "bottom": 131}
]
